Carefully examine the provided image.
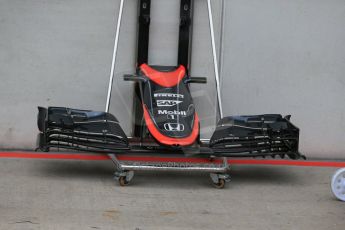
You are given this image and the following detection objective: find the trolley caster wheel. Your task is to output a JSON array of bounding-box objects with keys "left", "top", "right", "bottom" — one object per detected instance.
[
  {"left": 119, "top": 176, "right": 130, "bottom": 186},
  {"left": 210, "top": 173, "right": 230, "bottom": 189},
  {"left": 114, "top": 171, "right": 134, "bottom": 187},
  {"left": 331, "top": 168, "right": 345, "bottom": 201},
  {"left": 213, "top": 178, "right": 226, "bottom": 189}
]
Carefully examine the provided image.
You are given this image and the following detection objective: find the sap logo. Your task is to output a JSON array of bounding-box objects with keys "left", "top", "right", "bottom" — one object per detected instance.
[
  {"left": 154, "top": 93, "right": 184, "bottom": 99},
  {"left": 164, "top": 123, "right": 185, "bottom": 132},
  {"left": 158, "top": 110, "right": 187, "bottom": 116},
  {"left": 157, "top": 100, "right": 182, "bottom": 107}
]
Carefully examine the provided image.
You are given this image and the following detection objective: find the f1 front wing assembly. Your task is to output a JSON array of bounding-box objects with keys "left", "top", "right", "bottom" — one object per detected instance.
[{"left": 37, "top": 107, "right": 303, "bottom": 159}]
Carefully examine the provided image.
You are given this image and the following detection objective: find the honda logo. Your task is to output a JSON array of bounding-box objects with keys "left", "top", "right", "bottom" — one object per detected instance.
[{"left": 164, "top": 123, "right": 185, "bottom": 132}]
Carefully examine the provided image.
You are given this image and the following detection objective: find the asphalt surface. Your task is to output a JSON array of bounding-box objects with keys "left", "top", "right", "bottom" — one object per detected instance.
[{"left": 0, "top": 158, "right": 344, "bottom": 230}]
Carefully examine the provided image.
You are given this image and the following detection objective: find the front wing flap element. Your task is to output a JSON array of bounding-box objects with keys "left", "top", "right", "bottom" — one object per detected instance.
[
  {"left": 37, "top": 107, "right": 129, "bottom": 152},
  {"left": 210, "top": 114, "right": 304, "bottom": 159}
]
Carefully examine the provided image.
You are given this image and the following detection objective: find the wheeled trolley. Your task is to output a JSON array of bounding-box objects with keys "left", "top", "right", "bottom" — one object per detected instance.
[{"left": 109, "top": 152, "right": 230, "bottom": 188}]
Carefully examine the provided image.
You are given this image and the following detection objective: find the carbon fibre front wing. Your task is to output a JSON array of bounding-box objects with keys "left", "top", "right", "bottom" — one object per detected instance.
[
  {"left": 36, "top": 107, "right": 303, "bottom": 159},
  {"left": 37, "top": 107, "right": 129, "bottom": 152},
  {"left": 209, "top": 114, "right": 303, "bottom": 159}
]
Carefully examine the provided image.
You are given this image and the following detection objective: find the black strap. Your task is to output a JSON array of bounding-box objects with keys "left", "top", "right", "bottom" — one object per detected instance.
[
  {"left": 178, "top": 0, "right": 193, "bottom": 74},
  {"left": 137, "top": 0, "right": 151, "bottom": 69}
]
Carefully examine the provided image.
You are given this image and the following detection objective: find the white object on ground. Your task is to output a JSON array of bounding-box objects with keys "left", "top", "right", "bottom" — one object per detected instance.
[{"left": 331, "top": 167, "right": 345, "bottom": 201}]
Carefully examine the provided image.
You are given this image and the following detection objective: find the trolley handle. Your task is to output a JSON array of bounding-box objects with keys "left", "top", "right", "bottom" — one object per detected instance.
[
  {"left": 185, "top": 77, "right": 207, "bottom": 84},
  {"left": 123, "top": 74, "right": 147, "bottom": 82},
  {"left": 124, "top": 75, "right": 206, "bottom": 84}
]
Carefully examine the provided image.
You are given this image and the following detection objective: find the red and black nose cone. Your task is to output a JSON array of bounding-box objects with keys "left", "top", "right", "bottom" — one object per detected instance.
[{"left": 139, "top": 64, "right": 199, "bottom": 146}]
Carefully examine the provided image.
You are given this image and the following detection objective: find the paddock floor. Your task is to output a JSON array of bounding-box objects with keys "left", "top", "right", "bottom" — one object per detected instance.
[{"left": 0, "top": 157, "right": 344, "bottom": 230}]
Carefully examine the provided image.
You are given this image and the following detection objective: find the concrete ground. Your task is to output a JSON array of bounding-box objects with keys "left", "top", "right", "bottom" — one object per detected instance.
[{"left": 0, "top": 158, "right": 344, "bottom": 230}]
